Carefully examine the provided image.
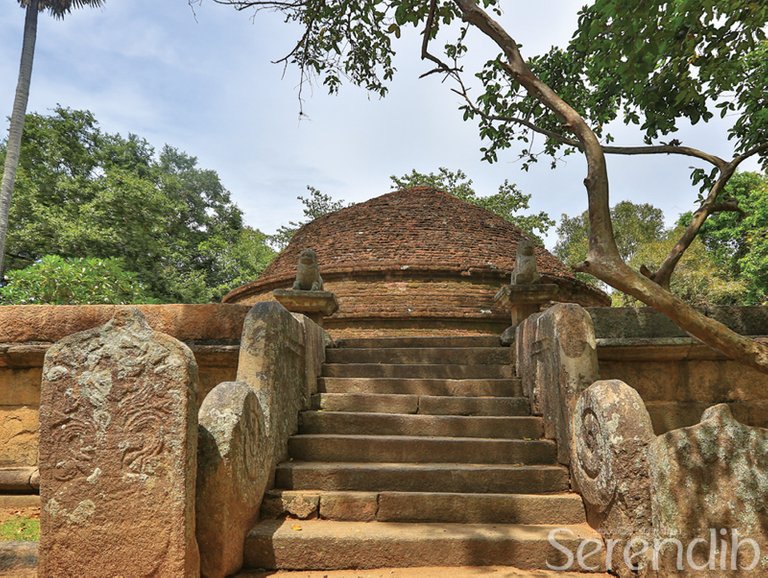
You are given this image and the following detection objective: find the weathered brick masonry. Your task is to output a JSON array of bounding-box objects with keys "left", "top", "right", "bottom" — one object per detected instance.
[{"left": 224, "top": 187, "right": 609, "bottom": 336}]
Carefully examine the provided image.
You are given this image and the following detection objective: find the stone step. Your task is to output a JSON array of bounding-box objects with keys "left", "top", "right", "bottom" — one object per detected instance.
[
  {"left": 319, "top": 377, "right": 521, "bottom": 396},
  {"left": 261, "top": 490, "right": 587, "bottom": 525},
  {"left": 326, "top": 347, "right": 510, "bottom": 365},
  {"left": 335, "top": 336, "right": 501, "bottom": 349},
  {"left": 322, "top": 363, "right": 514, "bottom": 380},
  {"left": 311, "top": 393, "right": 531, "bottom": 416},
  {"left": 275, "top": 462, "right": 570, "bottom": 493},
  {"left": 288, "top": 435, "right": 557, "bottom": 464},
  {"left": 243, "top": 520, "right": 602, "bottom": 571},
  {"left": 236, "top": 568, "right": 609, "bottom": 578},
  {"left": 299, "top": 411, "right": 543, "bottom": 438}
]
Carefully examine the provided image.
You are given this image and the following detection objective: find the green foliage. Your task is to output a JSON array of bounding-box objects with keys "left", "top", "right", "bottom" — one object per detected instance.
[
  {"left": 694, "top": 171, "right": 768, "bottom": 304},
  {"left": 390, "top": 167, "right": 554, "bottom": 240},
  {"left": 270, "top": 186, "right": 349, "bottom": 250},
  {"left": 613, "top": 230, "right": 749, "bottom": 308},
  {"left": 572, "top": 1, "right": 768, "bottom": 166},
  {"left": 0, "top": 515, "right": 39, "bottom": 542},
  {"left": 18, "top": 1, "right": 106, "bottom": 20},
  {"left": 0, "top": 255, "right": 153, "bottom": 304},
  {"left": 555, "top": 197, "right": 751, "bottom": 306},
  {"left": 555, "top": 201, "right": 666, "bottom": 266},
  {"left": 1, "top": 107, "right": 275, "bottom": 302}
]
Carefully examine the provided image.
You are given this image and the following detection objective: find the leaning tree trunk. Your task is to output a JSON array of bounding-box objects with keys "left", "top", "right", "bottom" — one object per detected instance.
[
  {"left": 454, "top": 0, "right": 768, "bottom": 374},
  {"left": 0, "top": 0, "right": 39, "bottom": 277}
]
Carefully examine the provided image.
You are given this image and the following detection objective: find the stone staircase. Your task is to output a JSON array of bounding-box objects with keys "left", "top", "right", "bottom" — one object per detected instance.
[{"left": 240, "top": 336, "right": 602, "bottom": 573}]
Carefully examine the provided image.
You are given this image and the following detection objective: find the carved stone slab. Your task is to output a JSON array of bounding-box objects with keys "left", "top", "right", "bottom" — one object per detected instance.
[
  {"left": 38, "top": 309, "right": 200, "bottom": 577},
  {"left": 649, "top": 404, "right": 768, "bottom": 572},
  {"left": 273, "top": 289, "right": 339, "bottom": 315}
]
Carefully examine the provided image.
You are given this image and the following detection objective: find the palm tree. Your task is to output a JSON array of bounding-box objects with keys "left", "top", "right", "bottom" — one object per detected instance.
[{"left": 0, "top": 0, "right": 105, "bottom": 277}]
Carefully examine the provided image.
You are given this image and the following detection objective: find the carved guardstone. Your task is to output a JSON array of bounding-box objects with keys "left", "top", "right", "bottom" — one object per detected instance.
[{"left": 38, "top": 308, "right": 200, "bottom": 578}]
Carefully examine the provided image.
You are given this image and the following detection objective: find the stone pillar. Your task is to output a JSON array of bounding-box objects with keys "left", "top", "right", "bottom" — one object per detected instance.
[
  {"left": 494, "top": 283, "right": 559, "bottom": 344},
  {"left": 272, "top": 289, "right": 339, "bottom": 327},
  {"left": 194, "top": 302, "right": 321, "bottom": 576},
  {"left": 38, "top": 309, "right": 200, "bottom": 577},
  {"left": 197, "top": 381, "right": 265, "bottom": 578}
]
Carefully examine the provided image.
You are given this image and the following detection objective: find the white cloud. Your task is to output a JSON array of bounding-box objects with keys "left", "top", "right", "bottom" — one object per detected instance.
[{"left": 0, "top": 0, "right": 756, "bottom": 249}]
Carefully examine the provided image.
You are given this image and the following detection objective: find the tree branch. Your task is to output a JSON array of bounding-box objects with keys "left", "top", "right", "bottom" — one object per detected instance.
[
  {"left": 419, "top": 0, "right": 461, "bottom": 79},
  {"left": 650, "top": 141, "right": 767, "bottom": 288},
  {"left": 452, "top": 82, "right": 729, "bottom": 169},
  {"left": 452, "top": 0, "right": 768, "bottom": 373}
]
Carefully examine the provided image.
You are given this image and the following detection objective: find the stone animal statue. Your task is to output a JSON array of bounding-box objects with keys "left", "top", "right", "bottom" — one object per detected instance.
[
  {"left": 293, "top": 248, "right": 324, "bottom": 291},
  {"left": 511, "top": 239, "right": 541, "bottom": 285}
]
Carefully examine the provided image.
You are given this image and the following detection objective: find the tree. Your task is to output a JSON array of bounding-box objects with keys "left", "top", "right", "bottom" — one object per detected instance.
[
  {"left": 693, "top": 171, "right": 768, "bottom": 305},
  {"left": 613, "top": 230, "right": 749, "bottom": 309},
  {"left": 555, "top": 201, "right": 666, "bottom": 278},
  {"left": 0, "top": 0, "right": 106, "bottom": 277},
  {"left": 0, "top": 255, "right": 153, "bottom": 305},
  {"left": 1, "top": 107, "right": 275, "bottom": 302},
  {"left": 270, "top": 186, "right": 349, "bottom": 250},
  {"left": 390, "top": 168, "right": 553, "bottom": 240},
  {"left": 212, "top": 0, "right": 768, "bottom": 371}
]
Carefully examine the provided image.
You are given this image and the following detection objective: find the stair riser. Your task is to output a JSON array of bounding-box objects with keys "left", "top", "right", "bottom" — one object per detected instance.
[
  {"left": 335, "top": 336, "right": 501, "bottom": 349},
  {"left": 419, "top": 396, "right": 529, "bottom": 415},
  {"left": 288, "top": 437, "right": 557, "bottom": 464},
  {"left": 311, "top": 394, "right": 531, "bottom": 416},
  {"left": 244, "top": 523, "right": 594, "bottom": 571},
  {"left": 275, "top": 466, "right": 570, "bottom": 493},
  {"left": 322, "top": 364, "right": 513, "bottom": 380},
  {"left": 326, "top": 348, "right": 510, "bottom": 365},
  {"left": 376, "top": 492, "right": 587, "bottom": 525},
  {"left": 299, "top": 412, "right": 543, "bottom": 439},
  {"left": 319, "top": 378, "right": 520, "bottom": 397},
  {"left": 261, "top": 490, "right": 587, "bottom": 525}
]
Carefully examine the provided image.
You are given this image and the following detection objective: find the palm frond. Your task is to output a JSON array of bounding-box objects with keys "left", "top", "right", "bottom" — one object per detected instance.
[{"left": 37, "top": 0, "right": 106, "bottom": 20}]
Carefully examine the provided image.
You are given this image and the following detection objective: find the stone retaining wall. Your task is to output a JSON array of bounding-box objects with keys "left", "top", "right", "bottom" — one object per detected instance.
[
  {"left": 590, "top": 307, "right": 768, "bottom": 433},
  {"left": 0, "top": 305, "right": 248, "bottom": 482}
]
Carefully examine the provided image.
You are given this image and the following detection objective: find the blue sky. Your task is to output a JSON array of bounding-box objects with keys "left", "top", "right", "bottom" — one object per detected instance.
[{"left": 0, "top": 1, "right": 758, "bottom": 248}]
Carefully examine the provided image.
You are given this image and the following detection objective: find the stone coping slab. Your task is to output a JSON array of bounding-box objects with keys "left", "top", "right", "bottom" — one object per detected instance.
[{"left": 0, "top": 304, "right": 250, "bottom": 344}]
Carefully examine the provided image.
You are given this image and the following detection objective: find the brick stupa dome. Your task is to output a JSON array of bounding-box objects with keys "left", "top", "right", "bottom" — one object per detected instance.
[{"left": 224, "top": 187, "right": 609, "bottom": 337}]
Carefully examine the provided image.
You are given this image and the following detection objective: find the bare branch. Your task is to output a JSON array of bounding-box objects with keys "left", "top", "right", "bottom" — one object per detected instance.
[
  {"left": 419, "top": 0, "right": 461, "bottom": 79},
  {"left": 651, "top": 141, "right": 767, "bottom": 288}
]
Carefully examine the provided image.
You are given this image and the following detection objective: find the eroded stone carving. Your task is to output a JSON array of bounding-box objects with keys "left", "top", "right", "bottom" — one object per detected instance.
[
  {"left": 38, "top": 308, "right": 199, "bottom": 578},
  {"left": 524, "top": 304, "right": 598, "bottom": 464},
  {"left": 197, "top": 381, "right": 266, "bottom": 578},
  {"left": 571, "top": 379, "right": 655, "bottom": 577},
  {"left": 648, "top": 404, "right": 768, "bottom": 574},
  {"left": 293, "top": 248, "right": 324, "bottom": 291},
  {"left": 572, "top": 380, "right": 654, "bottom": 523},
  {"left": 511, "top": 239, "right": 541, "bottom": 285}
]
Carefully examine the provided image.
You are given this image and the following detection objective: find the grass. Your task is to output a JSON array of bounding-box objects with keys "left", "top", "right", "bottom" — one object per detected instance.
[{"left": 0, "top": 515, "right": 40, "bottom": 542}]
